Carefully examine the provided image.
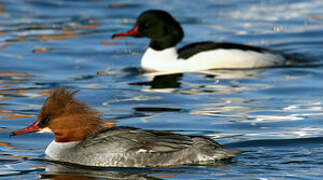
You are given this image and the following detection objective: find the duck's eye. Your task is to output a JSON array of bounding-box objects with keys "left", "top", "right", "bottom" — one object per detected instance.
[
  {"left": 38, "top": 117, "right": 50, "bottom": 128},
  {"left": 143, "top": 23, "right": 150, "bottom": 28}
]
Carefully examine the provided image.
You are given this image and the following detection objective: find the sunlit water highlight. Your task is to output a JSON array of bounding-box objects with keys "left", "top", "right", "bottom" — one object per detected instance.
[{"left": 0, "top": 0, "right": 323, "bottom": 179}]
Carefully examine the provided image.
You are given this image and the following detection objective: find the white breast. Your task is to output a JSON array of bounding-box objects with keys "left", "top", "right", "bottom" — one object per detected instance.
[
  {"left": 141, "top": 47, "right": 286, "bottom": 72},
  {"left": 45, "top": 140, "right": 80, "bottom": 160},
  {"left": 141, "top": 47, "right": 179, "bottom": 71}
]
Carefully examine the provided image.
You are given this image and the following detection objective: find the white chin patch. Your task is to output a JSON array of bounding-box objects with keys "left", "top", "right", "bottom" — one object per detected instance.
[{"left": 38, "top": 127, "right": 53, "bottom": 133}]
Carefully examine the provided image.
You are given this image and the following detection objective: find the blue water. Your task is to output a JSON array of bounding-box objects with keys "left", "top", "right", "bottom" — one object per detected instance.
[{"left": 1, "top": 0, "right": 323, "bottom": 179}]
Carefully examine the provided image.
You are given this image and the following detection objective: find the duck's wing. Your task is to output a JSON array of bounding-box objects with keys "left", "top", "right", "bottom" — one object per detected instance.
[
  {"left": 177, "top": 41, "right": 269, "bottom": 59},
  {"left": 79, "top": 126, "right": 194, "bottom": 153},
  {"left": 139, "top": 129, "right": 193, "bottom": 152}
]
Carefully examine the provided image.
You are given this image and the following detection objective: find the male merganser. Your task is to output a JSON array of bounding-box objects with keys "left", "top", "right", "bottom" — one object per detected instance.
[
  {"left": 11, "top": 87, "right": 243, "bottom": 167},
  {"left": 112, "top": 10, "right": 298, "bottom": 72}
]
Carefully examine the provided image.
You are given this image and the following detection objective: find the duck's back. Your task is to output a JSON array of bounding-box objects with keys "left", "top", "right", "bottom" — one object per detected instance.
[
  {"left": 177, "top": 41, "right": 288, "bottom": 69},
  {"left": 178, "top": 42, "right": 267, "bottom": 59},
  {"left": 141, "top": 42, "right": 290, "bottom": 72},
  {"left": 48, "top": 127, "right": 241, "bottom": 167}
]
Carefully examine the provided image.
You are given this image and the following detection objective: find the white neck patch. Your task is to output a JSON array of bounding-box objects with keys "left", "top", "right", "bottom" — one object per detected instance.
[
  {"left": 141, "top": 47, "right": 178, "bottom": 71},
  {"left": 38, "top": 127, "right": 53, "bottom": 133}
]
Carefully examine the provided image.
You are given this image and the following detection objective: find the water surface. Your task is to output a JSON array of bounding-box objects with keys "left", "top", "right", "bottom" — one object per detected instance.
[{"left": 0, "top": 0, "right": 323, "bottom": 179}]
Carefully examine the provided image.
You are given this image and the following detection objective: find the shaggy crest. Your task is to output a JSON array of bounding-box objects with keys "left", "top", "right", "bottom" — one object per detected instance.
[{"left": 37, "top": 87, "right": 105, "bottom": 142}]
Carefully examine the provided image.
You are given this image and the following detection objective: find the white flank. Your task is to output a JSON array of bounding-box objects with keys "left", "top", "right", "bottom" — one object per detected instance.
[{"left": 141, "top": 47, "right": 286, "bottom": 72}]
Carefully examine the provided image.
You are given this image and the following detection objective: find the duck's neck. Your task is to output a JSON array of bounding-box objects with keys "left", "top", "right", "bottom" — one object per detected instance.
[
  {"left": 141, "top": 47, "right": 179, "bottom": 71},
  {"left": 45, "top": 140, "right": 80, "bottom": 160},
  {"left": 51, "top": 116, "right": 105, "bottom": 142}
]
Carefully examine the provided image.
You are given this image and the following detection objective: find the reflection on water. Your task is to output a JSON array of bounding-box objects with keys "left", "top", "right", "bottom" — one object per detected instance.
[
  {"left": 130, "top": 73, "right": 183, "bottom": 93},
  {"left": 0, "top": 72, "right": 33, "bottom": 120},
  {"left": 1, "top": 0, "right": 323, "bottom": 179},
  {"left": 0, "top": 142, "right": 24, "bottom": 149},
  {"left": 42, "top": 164, "right": 162, "bottom": 180},
  {"left": 40, "top": 159, "right": 236, "bottom": 180},
  {"left": 130, "top": 69, "right": 266, "bottom": 94},
  {"left": 142, "top": 69, "right": 265, "bottom": 81}
]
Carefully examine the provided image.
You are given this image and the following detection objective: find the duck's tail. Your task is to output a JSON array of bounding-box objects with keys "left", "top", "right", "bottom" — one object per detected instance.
[{"left": 214, "top": 148, "right": 255, "bottom": 160}]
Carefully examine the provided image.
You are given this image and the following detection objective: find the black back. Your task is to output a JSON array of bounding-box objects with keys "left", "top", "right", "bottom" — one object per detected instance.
[{"left": 178, "top": 41, "right": 270, "bottom": 59}]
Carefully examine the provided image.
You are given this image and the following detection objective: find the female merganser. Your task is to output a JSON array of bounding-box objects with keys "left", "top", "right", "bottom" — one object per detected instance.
[
  {"left": 11, "top": 87, "right": 242, "bottom": 167},
  {"left": 112, "top": 10, "right": 298, "bottom": 72}
]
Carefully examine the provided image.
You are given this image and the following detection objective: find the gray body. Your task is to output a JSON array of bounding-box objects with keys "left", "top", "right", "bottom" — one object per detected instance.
[{"left": 45, "top": 126, "right": 241, "bottom": 167}]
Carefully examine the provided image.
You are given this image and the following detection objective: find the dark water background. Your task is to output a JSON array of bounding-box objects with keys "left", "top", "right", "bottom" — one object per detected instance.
[{"left": 1, "top": 0, "right": 323, "bottom": 179}]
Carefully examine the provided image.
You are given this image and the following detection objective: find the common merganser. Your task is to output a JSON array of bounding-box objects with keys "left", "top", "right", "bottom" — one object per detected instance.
[
  {"left": 112, "top": 10, "right": 298, "bottom": 72},
  {"left": 11, "top": 87, "right": 243, "bottom": 167}
]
